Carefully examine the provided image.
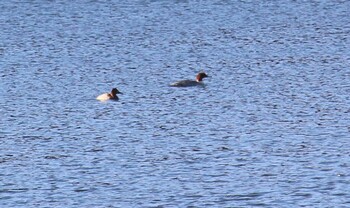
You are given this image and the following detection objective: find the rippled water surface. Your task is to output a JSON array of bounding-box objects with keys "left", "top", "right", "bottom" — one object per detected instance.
[{"left": 1, "top": 0, "right": 350, "bottom": 207}]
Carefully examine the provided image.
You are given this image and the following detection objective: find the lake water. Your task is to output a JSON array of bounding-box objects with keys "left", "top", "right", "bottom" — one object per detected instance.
[{"left": 1, "top": 0, "right": 350, "bottom": 207}]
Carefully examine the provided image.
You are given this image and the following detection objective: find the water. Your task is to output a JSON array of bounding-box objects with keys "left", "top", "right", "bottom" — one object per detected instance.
[{"left": 1, "top": 0, "right": 350, "bottom": 207}]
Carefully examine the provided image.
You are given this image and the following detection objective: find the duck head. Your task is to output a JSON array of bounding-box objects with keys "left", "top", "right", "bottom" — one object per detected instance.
[
  {"left": 110, "top": 88, "right": 122, "bottom": 98},
  {"left": 196, "top": 72, "right": 209, "bottom": 82}
]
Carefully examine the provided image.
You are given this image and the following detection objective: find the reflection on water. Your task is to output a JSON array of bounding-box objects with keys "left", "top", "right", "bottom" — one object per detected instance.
[{"left": 1, "top": 0, "right": 350, "bottom": 207}]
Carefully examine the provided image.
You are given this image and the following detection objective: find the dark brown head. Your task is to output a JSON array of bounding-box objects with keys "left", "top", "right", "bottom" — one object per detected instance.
[
  {"left": 196, "top": 72, "right": 209, "bottom": 82},
  {"left": 110, "top": 88, "right": 122, "bottom": 98}
]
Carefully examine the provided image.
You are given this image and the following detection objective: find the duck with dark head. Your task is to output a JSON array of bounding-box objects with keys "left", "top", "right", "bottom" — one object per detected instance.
[
  {"left": 170, "top": 72, "right": 209, "bottom": 87},
  {"left": 96, "top": 88, "right": 122, "bottom": 101}
]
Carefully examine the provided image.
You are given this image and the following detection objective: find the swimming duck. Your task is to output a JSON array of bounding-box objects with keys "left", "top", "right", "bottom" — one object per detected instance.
[
  {"left": 96, "top": 88, "right": 122, "bottom": 101},
  {"left": 170, "top": 72, "right": 209, "bottom": 87}
]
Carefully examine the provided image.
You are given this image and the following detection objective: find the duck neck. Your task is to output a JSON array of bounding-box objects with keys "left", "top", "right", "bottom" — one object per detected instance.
[{"left": 109, "top": 93, "right": 116, "bottom": 98}]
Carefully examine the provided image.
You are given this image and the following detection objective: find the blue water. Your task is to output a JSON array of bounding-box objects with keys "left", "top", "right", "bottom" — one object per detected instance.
[{"left": 1, "top": 0, "right": 350, "bottom": 207}]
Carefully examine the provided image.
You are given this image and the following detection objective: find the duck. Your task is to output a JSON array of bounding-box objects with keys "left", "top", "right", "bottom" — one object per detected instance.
[
  {"left": 170, "top": 72, "right": 209, "bottom": 87},
  {"left": 96, "top": 88, "right": 122, "bottom": 101}
]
